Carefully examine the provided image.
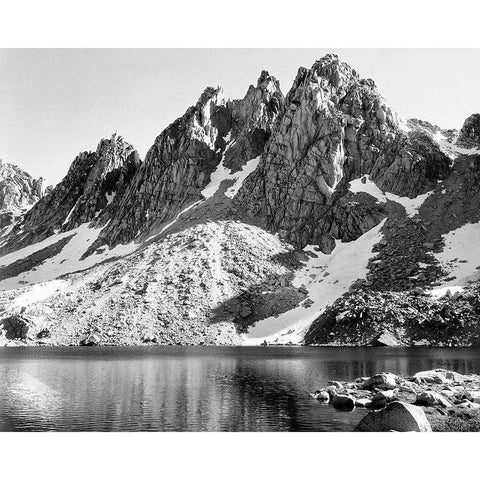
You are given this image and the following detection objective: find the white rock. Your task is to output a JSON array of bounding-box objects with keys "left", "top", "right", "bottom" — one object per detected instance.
[
  {"left": 362, "top": 373, "right": 397, "bottom": 390},
  {"left": 354, "top": 401, "right": 432, "bottom": 432}
]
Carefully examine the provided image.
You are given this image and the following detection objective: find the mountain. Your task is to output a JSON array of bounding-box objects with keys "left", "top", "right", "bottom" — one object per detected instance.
[
  {"left": 0, "top": 159, "right": 48, "bottom": 244},
  {"left": 1, "top": 54, "right": 480, "bottom": 347}
]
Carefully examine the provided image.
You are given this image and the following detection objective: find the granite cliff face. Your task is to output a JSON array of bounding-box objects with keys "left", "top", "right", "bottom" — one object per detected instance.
[
  {"left": 1, "top": 54, "right": 480, "bottom": 348},
  {"left": 90, "top": 72, "right": 283, "bottom": 250},
  {"left": 236, "top": 54, "right": 452, "bottom": 251},
  {"left": 457, "top": 114, "right": 480, "bottom": 148}
]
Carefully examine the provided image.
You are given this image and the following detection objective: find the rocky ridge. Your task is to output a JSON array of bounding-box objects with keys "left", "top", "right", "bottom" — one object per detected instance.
[
  {"left": 1, "top": 133, "right": 140, "bottom": 254},
  {"left": 89, "top": 72, "right": 283, "bottom": 251},
  {"left": 236, "top": 54, "right": 451, "bottom": 252},
  {"left": 1, "top": 54, "right": 480, "bottom": 347}
]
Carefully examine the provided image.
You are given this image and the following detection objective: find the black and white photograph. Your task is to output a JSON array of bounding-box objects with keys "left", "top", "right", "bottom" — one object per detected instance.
[{"left": 1, "top": 1, "right": 479, "bottom": 479}]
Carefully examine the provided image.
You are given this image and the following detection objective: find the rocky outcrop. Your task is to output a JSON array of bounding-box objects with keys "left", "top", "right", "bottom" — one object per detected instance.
[
  {"left": 236, "top": 54, "right": 451, "bottom": 250},
  {"left": 0, "top": 159, "right": 46, "bottom": 212},
  {"left": 304, "top": 284, "right": 480, "bottom": 347},
  {"left": 90, "top": 72, "right": 284, "bottom": 250},
  {"left": 2, "top": 133, "right": 140, "bottom": 253},
  {"left": 457, "top": 114, "right": 480, "bottom": 148},
  {"left": 0, "top": 313, "right": 30, "bottom": 339}
]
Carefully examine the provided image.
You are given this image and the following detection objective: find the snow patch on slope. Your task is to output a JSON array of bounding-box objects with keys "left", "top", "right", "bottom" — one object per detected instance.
[
  {"left": 0, "top": 223, "right": 138, "bottom": 290},
  {"left": 11, "top": 279, "right": 68, "bottom": 308},
  {"left": 432, "top": 220, "right": 480, "bottom": 288},
  {"left": 349, "top": 175, "right": 433, "bottom": 217},
  {"left": 225, "top": 156, "right": 261, "bottom": 198},
  {"left": 427, "top": 286, "right": 465, "bottom": 300},
  {"left": 434, "top": 131, "right": 480, "bottom": 159},
  {"left": 243, "top": 219, "right": 386, "bottom": 345}
]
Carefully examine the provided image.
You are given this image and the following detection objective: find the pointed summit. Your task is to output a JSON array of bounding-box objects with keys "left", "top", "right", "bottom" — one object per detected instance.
[{"left": 2, "top": 134, "right": 141, "bottom": 251}]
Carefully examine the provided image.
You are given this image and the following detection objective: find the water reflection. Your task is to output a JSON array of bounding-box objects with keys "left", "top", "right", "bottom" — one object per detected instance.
[{"left": 1, "top": 346, "right": 479, "bottom": 431}]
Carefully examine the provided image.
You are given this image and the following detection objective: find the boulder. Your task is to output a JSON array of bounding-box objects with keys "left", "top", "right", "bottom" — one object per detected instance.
[
  {"left": 462, "top": 390, "right": 480, "bottom": 404},
  {"left": 415, "top": 390, "right": 452, "bottom": 408},
  {"left": 326, "top": 386, "right": 338, "bottom": 399},
  {"left": 373, "top": 389, "right": 398, "bottom": 402},
  {"left": 355, "top": 398, "right": 372, "bottom": 408},
  {"left": 0, "top": 314, "right": 30, "bottom": 340},
  {"left": 354, "top": 401, "right": 432, "bottom": 432},
  {"left": 412, "top": 369, "right": 454, "bottom": 384},
  {"left": 80, "top": 334, "right": 100, "bottom": 346},
  {"left": 362, "top": 373, "right": 397, "bottom": 390},
  {"left": 331, "top": 394, "right": 355, "bottom": 411},
  {"left": 36, "top": 329, "right": 50, "bottom": 339},
  {"left": 311, "top": 390, "right": 330, "bottom": 402}
]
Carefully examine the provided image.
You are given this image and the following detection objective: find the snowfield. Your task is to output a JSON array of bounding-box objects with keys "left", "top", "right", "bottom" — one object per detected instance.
[
  {"left": 10, "top": 279, "right": 68, "bottom": 308},
  {"left": 0, "top": 222, "right": 137, "bottom": 290},
  {"left": 243, "top": 219, "right": 386, "bottom": 345},
  {"left": 349, "top": 175, "right": 433, "bottom": 217},
  {"left": 433, "top": 220, "right": 480, "bottom": 288}
]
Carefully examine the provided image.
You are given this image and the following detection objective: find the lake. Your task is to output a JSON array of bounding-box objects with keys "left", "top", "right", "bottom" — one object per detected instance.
[{"left": 1, "top": 346, "right": 480, "bottom": 431}]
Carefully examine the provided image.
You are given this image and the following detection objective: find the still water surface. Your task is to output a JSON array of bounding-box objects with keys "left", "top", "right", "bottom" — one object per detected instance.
[{"left": 1, "top": 346, "right": 480, "bottom": 431}]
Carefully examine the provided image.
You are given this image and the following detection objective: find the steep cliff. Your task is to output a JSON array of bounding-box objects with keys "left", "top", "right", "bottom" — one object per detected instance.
[
  {"left": 236, "top": 54, "right": 452, "bottom": 251},
  {"left": 90, "top": 72, "right": 283, "bottom": 250},
  {"left": 1, "top": 133, "right": 140, "bottom": 254}
]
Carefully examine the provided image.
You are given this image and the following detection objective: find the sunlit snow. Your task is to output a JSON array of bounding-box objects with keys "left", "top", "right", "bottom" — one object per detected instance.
[
  {"left": 349, "top": 175, "right": 432, "bottom": 217},
  {"left": 243, "top": 219, "right": 386, "bottom": 345}
]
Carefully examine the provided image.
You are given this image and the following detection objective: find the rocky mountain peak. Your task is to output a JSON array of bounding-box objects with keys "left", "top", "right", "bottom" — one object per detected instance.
[
  {"left": 236, "top": 55, "right": 451, "bottom": 251},
  {"left": 457, "top": 113, "right": 480, "bottom": 148},
  {"left": 0, "top": 159, "right": 46, "bottom": 213},
  {"left": 88, "top": 73, "right": 284, "bottom": 251},
  {"left": 2, "top": 134, "right": 140, "bottom": 251}
]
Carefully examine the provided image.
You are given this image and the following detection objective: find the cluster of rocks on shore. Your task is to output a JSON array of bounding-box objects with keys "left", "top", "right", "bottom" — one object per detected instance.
[{"left": 311, "top": 368, "right": 480, "bottom": 431}]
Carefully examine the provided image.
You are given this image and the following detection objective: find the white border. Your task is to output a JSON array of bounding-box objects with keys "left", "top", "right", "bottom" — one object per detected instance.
[
  {"left": 0, "top": 0, "right": 479, "bottom": 47},
  {"left": 2, "top": 1, "right": 480, "bottom": 479}
]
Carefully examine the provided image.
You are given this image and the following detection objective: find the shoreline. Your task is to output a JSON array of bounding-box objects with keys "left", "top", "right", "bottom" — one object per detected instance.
[
  {"left": 311, "top": 369, "right": 480, "bottom": 432},
  {"left": 2, "top": 342, "right": 480, "bottom": 348}
]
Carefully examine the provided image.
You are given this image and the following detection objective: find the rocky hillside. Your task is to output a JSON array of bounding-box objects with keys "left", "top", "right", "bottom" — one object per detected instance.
[{"left": 1, "top": 54, "right": 480, "bottom": 347}]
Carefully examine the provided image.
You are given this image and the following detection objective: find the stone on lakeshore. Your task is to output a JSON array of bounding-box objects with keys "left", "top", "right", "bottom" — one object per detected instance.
[
  {"left": 413, "top": 369, "right": 458, "bottom": 385},
  {"left": 355, "top": 398, "right": 372, "bottom": 408},
  {"left": 311, "top": 390, "right": 330, "bottom": 402},
  {"left": 328, "top": 380, "right": 344, "bottom": 388},
  {"left": 415, "top": 390, "right": 452, "bottom": 408},
  {"left": 362, "top": 373, "right": 397, "bottom": 390},
  {"left": 354, "top": 401, "right": 432, "bottom": 432},
  {"left": 326, "top": 386, "right": 338, "bottom": 399},
  {"left": 80, "top": 334, "right": 100, "bottom": 346},
  {"left": 331, "top": 394, "right": 356, "bottom": 411},
  {"left": 374, "top": 389, "right": 398, "bottom": 402}
]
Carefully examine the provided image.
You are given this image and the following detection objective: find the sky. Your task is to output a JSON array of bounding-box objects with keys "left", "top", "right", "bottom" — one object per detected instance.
[{"left": 1, "top": 49, "right": 480, "bottom": 185}]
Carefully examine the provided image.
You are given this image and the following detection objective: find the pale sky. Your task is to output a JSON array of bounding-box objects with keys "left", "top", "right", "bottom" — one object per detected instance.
[{"left": 1, "top": 49, "right": 479, "bottom": 185}]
